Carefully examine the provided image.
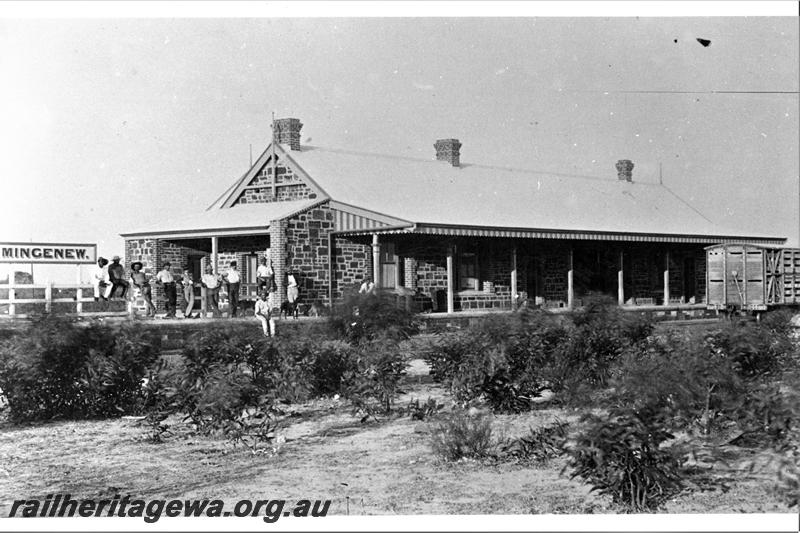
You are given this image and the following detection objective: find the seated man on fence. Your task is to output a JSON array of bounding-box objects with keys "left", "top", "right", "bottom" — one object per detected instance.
[
  {"left": 92, "top": 257, "right": 113, "bottom": 301},
  {"left": 107, "top": 255, "right": 129, "bottom": 299}
]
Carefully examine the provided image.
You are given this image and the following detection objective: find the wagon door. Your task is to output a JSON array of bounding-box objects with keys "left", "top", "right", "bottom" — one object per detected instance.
[
  {"left": 742, "top": 246, "right": 766, "bottom": 309},
  {"left": 706, "top": 246, "right": 726, "bottom": 308}
]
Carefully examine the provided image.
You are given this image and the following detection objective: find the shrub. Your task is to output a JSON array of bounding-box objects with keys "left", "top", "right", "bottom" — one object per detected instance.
[
  {"left": 430, "top": 409, "right": 494, "bottom": 461},
  {"left": 424, "top": 310, "right": 567, "bottom": 412},
  {"left": 613, "top": 332, "right": 745, "bottom": 435},
  {"left": 343, "top": 339, "right": 408, "bottom": 418},
  {"left": 566, "top": 406, "right": 684, "bottom": 511},
  {"left": 0, "top": 316, "right": 160, "bottom": 422},
  {"left": 708, "top": 319, "right": 794, "bottom": 379},
  {"left": 496, "top": 419, "right": 569, "bottom": 465},
  {"left": 310, "top": 340, "right": 357, "bottom": 396},
  {"left": 546, "top": 295, "right": 654, "bottom": 402},
  {"left": 328, "top": 289, "right": 419, "bottom": 344}
]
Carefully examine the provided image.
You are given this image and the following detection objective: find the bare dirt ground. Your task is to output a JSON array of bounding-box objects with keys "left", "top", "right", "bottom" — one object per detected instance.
[{"left": 0, "top": 358, "right": 788, "bottom": 516}]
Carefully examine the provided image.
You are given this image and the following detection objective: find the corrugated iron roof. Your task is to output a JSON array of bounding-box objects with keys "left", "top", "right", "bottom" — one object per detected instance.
[
  {"left": 121, "top": 199, "right": 319, "bottom": 238},
  {"left": 283, "top": 146, "right": 784, "bottom": 241}
]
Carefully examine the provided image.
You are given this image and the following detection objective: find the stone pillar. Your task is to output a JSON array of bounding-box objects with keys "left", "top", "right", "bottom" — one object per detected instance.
[{"left": 269, "top": 218, "right": 287, "bottom": 309}]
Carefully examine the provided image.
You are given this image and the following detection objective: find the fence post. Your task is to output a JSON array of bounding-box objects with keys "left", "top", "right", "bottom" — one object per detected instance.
[
  {"left": 127, "top": 298, "right": 135, "bottom": 320},
  {"left": 8, "top": 274, "right": 15, "bottom": 317},
  {"left": 75, "top": 267, "right": 83, "bottom": 314},
  {"left": 201, "top": 286, "right": 207, "bottom": 318},
  {"left": 45, "top": 282, "right": 53, "bottom": 313}
]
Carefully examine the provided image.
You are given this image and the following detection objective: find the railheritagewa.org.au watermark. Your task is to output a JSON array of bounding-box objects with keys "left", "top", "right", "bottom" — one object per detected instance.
[{"left": 8, "top": 494, "right": 331, "bottom": 522}]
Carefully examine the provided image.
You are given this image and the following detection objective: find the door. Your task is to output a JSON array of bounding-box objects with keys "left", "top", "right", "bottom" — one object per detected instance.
[{"left": 188, "top": 254, "right": 203, "bottom": 309}]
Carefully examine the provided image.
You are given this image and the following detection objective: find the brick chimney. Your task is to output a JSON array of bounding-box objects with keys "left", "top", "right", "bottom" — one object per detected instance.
[
  {"left": 434, "top": 138, "right": 462, "bottom": 167},
  {"left": 616, "top": 159, "right": 634, "bottom": 182},
  {"left": 273, "top": 118, "right": 303, "bottom": 151}
]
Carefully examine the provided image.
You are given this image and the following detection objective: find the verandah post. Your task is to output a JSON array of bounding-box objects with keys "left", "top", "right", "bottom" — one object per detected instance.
[
  {"left": 567, "top": 246, "right": 574, "bottom": 310},
  {"left": 510, "top": 245, "right": 518, "bottom": 310},
  {"left": 618, "top": 250, "right": 625, "bottom": 306},
  {"left": 663, "top": 250, "right": 670, "bottom": 306},
  {"left": 446, "top": 244, "right": 454, "bottom": 314},
  {"left": 371, "top": 234, "right": 380, "bottom": 288}
]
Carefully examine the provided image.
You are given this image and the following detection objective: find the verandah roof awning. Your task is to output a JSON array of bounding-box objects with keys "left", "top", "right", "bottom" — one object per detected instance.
[{"left": 120, "top": 199, "right": 321, "bottom": 240}]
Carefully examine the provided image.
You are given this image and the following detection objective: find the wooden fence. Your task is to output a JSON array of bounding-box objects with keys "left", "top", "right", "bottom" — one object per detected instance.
[{"left": 0, "top": 281, "right": 131, "bottom": 319}]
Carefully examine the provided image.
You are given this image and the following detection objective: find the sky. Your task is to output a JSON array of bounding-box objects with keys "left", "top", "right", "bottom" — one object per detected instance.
[{"left": 0, "top": 3, "right": 798, "bottom": 282}]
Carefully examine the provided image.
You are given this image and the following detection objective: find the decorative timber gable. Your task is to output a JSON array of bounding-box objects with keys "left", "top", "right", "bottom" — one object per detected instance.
[{"left": 219, "top": 143, "right": 327, "bottom": 208}]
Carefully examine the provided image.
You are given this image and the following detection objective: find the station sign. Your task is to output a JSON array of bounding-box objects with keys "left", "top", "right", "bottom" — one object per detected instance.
[{"left": 0, "top": 242, "right": 97, "bottom": 264}]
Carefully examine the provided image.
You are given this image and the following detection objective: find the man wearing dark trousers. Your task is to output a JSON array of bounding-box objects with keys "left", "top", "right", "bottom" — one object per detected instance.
[
  {"left": 107, "top": 255, "right": 129, "bottom": 299},
  {"left": 156, "top": 261, "right": 177, "bottom": 318},
  {"left": 224, "top": 261, "right": 241, "bottom": 318}
]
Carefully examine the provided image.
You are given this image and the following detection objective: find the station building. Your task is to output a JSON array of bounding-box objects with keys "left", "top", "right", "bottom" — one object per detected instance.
[{"left": 121, "top": 118, "right": 785, "bottom": 314}]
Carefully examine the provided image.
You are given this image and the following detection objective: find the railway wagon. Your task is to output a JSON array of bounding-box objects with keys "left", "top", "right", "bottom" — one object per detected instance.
[{"left": 706, "top": 243, "right": 800, "bottom": 311}]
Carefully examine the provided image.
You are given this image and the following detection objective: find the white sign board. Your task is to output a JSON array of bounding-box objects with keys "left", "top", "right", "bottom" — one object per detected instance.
[{"left": 0, "top": 242, "right": 97, "bottom": 264}]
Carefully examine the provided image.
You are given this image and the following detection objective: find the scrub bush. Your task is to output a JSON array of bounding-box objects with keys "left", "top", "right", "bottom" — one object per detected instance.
[
  {"left": 613, "top": 333, "right": 745, "bottom": 435},
  {"left": 429, "top": 408, "right": 494, "bottom": 461},
  {"left": 566, "top": 406, "right": 684, "bottom": 511},
  {"left": 0, "top": 316, "right": 160, "bottom": 422},
  {"left": 343, "top": 339, "right": 408, "bottom": 418},
  {"left": 328, "top": 290, "right": 419, "bottom": 344},
  {"left": 708, "top": 319, "right": 794, "bottom": 379},
  {"left": 495, "top": 419, "right": 569, "bottom": 465}
]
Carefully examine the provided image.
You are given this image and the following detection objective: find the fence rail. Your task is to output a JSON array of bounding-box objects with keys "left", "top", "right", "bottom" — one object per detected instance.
[{"left": 0, "top": 281, "right": 131, "bottom": 318}]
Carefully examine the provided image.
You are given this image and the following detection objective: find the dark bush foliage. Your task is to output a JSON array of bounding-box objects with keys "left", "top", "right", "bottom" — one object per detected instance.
[
  {"left": 0, "top": 316, "right": 160, "bottom": 422},
  {"left": 613, "top": 332, "right": 745, "bottom": 435},
  {"left": 566, "top": 406, "right": 684, "bottom": 511},
  {"left": 425, "top": 299, "right": 653, "bottom": 412},
  {"left": 429, "top": 408, "right": 494, "bottom": 461},
  {"left": 328, "top": 289, "right": 419, "bottom": 344},
  {"left": 496, "top": 419, "right": 569, "bottom": 465},
  {"left": 343, "top": 339, "right": 408, "bottom": 418},
  {"left": 708, "top": 319, "right": 794, "bottom": 379}
]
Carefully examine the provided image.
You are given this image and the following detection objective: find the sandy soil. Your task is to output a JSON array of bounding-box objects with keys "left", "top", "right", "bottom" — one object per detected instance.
[{"left": 0, "top": 359, "right": 788, "bottom": 516}]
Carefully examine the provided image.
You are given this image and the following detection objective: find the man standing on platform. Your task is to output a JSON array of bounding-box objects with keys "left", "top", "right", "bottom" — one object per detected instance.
[
  {"left": 224, "top": 260, "right": 241, "bottom": 318},
  {"left": 156, "top": 261, "right": 177, "bottom": 318},
  {"left": 201, "top": 264, "right": 221, "bottom": 318}
]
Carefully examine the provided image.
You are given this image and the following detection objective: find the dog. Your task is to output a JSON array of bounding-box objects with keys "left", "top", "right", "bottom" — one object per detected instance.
[{"left": 279, "top": 300, "right": 299, "bottom": 320}]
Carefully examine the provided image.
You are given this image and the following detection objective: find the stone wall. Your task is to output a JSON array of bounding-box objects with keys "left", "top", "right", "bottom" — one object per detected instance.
[
  {"left": 333, "top": 235, "right": 373, "bottom": 299},
  {"left": 285, "top": 204, "right": 335, "bottom": 306}
]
